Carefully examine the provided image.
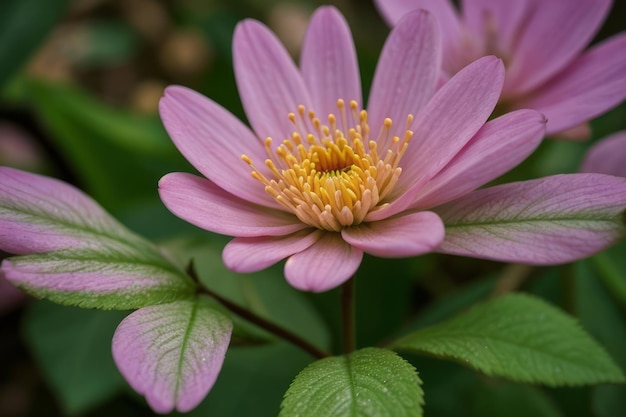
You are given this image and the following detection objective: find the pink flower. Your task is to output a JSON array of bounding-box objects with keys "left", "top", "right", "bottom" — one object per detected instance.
[
  {"left": 580, "top": 131, "right": 626, "bottom": 177},
  {"left": 159, "top": 6, "right": 626, "bottom": 292},
  {"left": 375, "top": 0, "right": 626, "bottom": 138}
]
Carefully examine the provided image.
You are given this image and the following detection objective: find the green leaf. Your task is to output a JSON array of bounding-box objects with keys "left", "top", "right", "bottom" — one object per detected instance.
[
  {"left": 280, "top": 347, "right": 423, "bottom": 417},
  {"left": 588, "top": 240, "right": 626, "bottom": 305},
  {"left": 574, "top": 260, "right": 626, "bottom": 417},
  {"left": 23, "top": 300, "right": 127, "bottom": 415},
  {"left": 471, "top": 381, "right": 562, "bottom": 417},
  {"left": 0, "top": 0, "right": 70, "bottom": 85},
  {"left": 392, "top": 293, "right": 624, "bottom": 386}
]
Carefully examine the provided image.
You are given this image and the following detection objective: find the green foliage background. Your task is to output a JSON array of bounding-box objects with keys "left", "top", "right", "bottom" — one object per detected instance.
[{"left": 1, "top": 0, "right": 625, "bottom": 416}]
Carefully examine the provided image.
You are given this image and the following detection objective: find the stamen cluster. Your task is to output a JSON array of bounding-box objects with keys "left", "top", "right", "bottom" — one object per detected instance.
[{"left": 243, "top": 100, "right": 413, "bottom": 231}]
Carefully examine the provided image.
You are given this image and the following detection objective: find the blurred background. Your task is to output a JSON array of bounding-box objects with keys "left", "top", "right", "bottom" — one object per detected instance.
[{"left": 1, "top": 0, "right": 625, "bottom": 416}]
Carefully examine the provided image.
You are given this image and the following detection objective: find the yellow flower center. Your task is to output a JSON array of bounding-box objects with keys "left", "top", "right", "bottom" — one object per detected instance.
[{"left": 242, "top": 99, "right": 414, "bottom": 232}]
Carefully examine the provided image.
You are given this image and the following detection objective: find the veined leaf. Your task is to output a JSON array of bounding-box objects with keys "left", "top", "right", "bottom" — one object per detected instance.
[
  {"left": 392, "top": 293, "right": 624, "bottom": 386},
  {"left": 436, "top": 174, "right": 626, "bottom": 264},
  {"left": 280, "top": 347, "right": 423, "bottom": 417},
  {"left": 4, "top": 250, "right": 194, "bottom": 310},
  {"left": 0, "top": 167, "right": 195, "bottom": 309},
  {"left": 112, "top": 297, "right": 232, "bottom": 414}
]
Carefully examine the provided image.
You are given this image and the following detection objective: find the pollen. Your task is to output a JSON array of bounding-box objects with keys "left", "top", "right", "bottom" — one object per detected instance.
[{"left": 242, "top": 99, "right": 414, "bottom": 232}]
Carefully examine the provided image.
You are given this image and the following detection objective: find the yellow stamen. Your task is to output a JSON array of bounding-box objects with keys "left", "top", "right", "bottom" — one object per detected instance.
[{"left": 242, "top": 101, "right": 414, "bottom": 232}]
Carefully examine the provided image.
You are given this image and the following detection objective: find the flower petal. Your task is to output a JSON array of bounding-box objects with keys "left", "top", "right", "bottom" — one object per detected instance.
[
  {"left": 0, "top": 167, "right": 141, "bottom": 255},
  {"left": 233, "top": 19, "right": 312, "bottom": 142},
  {"left": 112, "top": 300, "right": 232, "bottom": 413},
  {"left": 516, "top": 33, "right": 626, "bottom": 135},
  {"left": 374, "top": 0, "right": 461, "bottom": 72},
  {"left": 342, "top": 211, "right": 444, "bottom": 257},
  {"left": 413, "top": 109, "right": 546, "bottom": 209},
  {"left": 436, "top": 174, "right": 626, "bottom": 264},
  {"left": 505, "top": 0, "right": 612, "bottom": 94},
  {"left": 461, "top": 0, "right": 533, "bottom": 58},
  {"left": 397, "top": 56, "right": 504, "bottom": 195},
  {"left": 284, "top": 233, "right": 363, "bottom": 292},
  {"left": 159, "top": 86, "right": 278, "bottom": 208},
  {"left": 580, "top": 131, "right": 626, "bottom": 178},
  {"left": 159, "top": 173, "right": 306, "bottom": 237},
  {"left": 301, "top": 6, "right": 361, "bottom": 120},
  {"left": 223, "top": 229, "right": 323, "bottom": 273},
  {"left": 367, "top": 9, "right": 440, "bottom": 140}
]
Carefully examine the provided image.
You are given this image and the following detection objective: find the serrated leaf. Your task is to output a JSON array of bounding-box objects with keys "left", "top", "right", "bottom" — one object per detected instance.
[
  {"left": 0, "top": 167, "right": 195, "bottom": 309},
  {"left": 436, "top": 174, "right": 626, "bottom": 264},
  {"left": 0, "top": 0, "right": 70, "bottom": 85},
  {"left": 280, "top": 347, "right": 423, "bottom": 417},
  {"left": 392, "top": 293, "right": 624, "bottom": 386},
  {"left": 112, "top": 297, "right": 232, "bottom": 414},
  {"left": 23, "top": 300, "right": 127, "bottom": 415}
]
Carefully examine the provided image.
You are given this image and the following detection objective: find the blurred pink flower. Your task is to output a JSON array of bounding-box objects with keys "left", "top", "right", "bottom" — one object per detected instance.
[
  {"left": 580, "top": 131, "right": 626, "bottom": 177},
  {"left": 159, "top": 6, "right": 626, "bottom": 292},
  {"left": 375, "top": 0, "right": 626, "bottom": 138}
]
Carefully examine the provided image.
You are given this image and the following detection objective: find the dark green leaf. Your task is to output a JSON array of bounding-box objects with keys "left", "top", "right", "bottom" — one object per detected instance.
[
  {"left": 392, "top": 293, "right": 624, "bottom": 385},
  {"left": 23, "top": 300, "right": 127, "bottom": 415}
]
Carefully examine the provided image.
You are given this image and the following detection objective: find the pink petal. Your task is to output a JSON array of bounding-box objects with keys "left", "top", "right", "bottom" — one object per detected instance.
[
  {"left": 284, "top": 233, "right": 363, "bottom": 292},
  {"left": 159, "top": 173, "right": 307, "bottom": 237},
  {"left": 516, "top": 33, "right": 626, "bottom": 135},
  {"left": 436, "top": 174, "right": 626, "bottom": 264},
  {"left": 505, "top": 0, "right": 612, "bottom": 94},
  {"left": 112, "top": 300, "right": 232, "bottom": 413},
  {"left": 159, "top": 86, "right": 279, "bottom": 208},
  {"left": 233, "top": 19, "right": 312, "bottom": 143},
  {"left": 413, "top": 109, "right": 546, "bottom": 209},
  {"left": 300, "top": 6, "right": 361, "bottom": 121},
  {"left": 461, "top": 0, "right": 533, "bottom": 60},
  {"left": 367, "top": 9, "right": 440, "bottom": 141},
  {"left": 580, "top": 131, "right": 626, "bottom": 178},
  {"left": 0, "top": 167, "right": 137, "bottom": 255},
  {"left": 397, "top": 56, "right": 504, "bottom": 196},
  {"left": 373, "top": 0, "right": 461, "bottom": 72},
  {"left": 342, "top": 211, "right": 444, "bottom": 257},
  {"left": 223, "top": 229, "right": 323, "bottom": 273}
]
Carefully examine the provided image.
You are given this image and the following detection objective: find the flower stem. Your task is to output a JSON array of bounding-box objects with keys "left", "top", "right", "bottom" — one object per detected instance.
[
  {"left": 341, "top": 276, "right": 356, "bottom": 353},
  {"left": 197, "top": 285, "right": 331, "bottom": 359}
]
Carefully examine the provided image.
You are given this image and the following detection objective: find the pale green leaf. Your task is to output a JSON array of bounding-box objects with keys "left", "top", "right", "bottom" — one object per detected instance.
[
  {"left": 280, "top": 347, "right": 423, "bottom": 417},
  {"left": 392, "top": 294, "right": 624, "bottom": 385}
]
